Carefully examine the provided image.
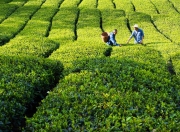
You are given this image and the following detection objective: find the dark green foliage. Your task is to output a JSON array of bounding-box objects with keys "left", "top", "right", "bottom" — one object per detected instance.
[
  {"left": 166, "top": 58, "right": 176, "bottom": 75},
  {"left": 59, "top": 42, "right": 180, "bottom": 131},
  {"left": 0, "top": 55, "right": 64, "bottom": 131},
  {"left": 103, "top": 47, "right": 112, "bottom": 57},
  {"left": 0, "top": 0, "right": 180, "bottom": 131},
  {"left": 0, "top": 0, "right": 12, "bottom": 3},
  {"left": 25, "top": 53, "right": 180, "bottom": 131}
]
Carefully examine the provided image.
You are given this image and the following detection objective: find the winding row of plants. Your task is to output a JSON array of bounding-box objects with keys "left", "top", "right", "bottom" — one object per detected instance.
[
  {"left": 0, "top": 3, "right": 18, "bottom": 23},
  {"left": 170, "top": 0, "right": 180, "bottom": 12},
  {"left": 0, "top": 0, "right": 27, "bottom": 23},
  {"left": 0, "top": 0, "right": 66, "bottom": 57},
  {"left": 0, "top": 0, "right": 46, "bottom": 45},
  {"left": 48, "top": 0, "right": 107, "bottom": 75},
  {"left": 129, "top": 0, "right": 180, "bottom": 76},
  {"left": 150, "top": 0, "right": 180, "bottom": 43},
  {"left": 25, "top": 47, "right": 180, "bottom": 131},
  {"left": 113, "top": 0, "right": 180, "bottom": 76},
  {"left": 0, "top": 55, "right": 64, "bottom": 131},
  {"left": 0, "top": 0, "right": 65, "bottom": 131},
  {"left": 24, "top": 0, "right": 180, "bottom": 131},
  {"left": 0, "top": 0, "right": 180, "bottom": 131},
  {"left": 48, "top": 0, "right": 79, "bottom": 43}
]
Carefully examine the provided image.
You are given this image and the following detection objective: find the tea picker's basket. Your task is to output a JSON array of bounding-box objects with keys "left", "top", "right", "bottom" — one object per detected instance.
[{"left": 101, "top": 32, "right": 109, "bottom": 42}]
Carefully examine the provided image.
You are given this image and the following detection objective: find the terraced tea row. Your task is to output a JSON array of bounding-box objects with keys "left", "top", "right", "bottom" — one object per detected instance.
[
  {"left": 25, "top": 0, "right": 180, "bottom": 131},
  {"left": 0, "top": 0, "right": 27, "bottom": 23},
  {"left": 1, "top": 0, "right": 180, "bottom": 45},
  {"left": 0, "top": 0, "right": 46, "bottom": 45},
  {"left": 0, "top": 55, "right": 63, "bottom": 130},
  {"left": 0, "top": 0, "right": 180, "bottom": 131},
  {"left": 26, "top": 47, "right": 180, "bottom": 131}
]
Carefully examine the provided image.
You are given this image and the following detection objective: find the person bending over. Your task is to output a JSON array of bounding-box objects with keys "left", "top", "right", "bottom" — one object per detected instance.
[{"left": 106, "top": 29, "right": 121, "bottom": 46}]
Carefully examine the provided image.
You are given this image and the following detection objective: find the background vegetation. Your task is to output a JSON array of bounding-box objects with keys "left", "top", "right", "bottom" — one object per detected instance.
[{"left": 0, "top": 0, "right": 180, "bottom": 131}]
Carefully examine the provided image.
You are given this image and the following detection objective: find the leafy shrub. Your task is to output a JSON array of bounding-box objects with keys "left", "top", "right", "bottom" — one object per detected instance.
[
  {"left": 25, "top": 56, "right": 180, "bottom": 131},
  {"left": 0, "top": 55, "right": 64, "bottom": 131},
  {"left": 0, "top": 36, "right": 59, "bottom": 58}
]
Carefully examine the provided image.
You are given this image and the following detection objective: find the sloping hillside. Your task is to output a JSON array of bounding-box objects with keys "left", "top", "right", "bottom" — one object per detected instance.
[{"left": 0, "top": 0, "right": 180, "bottom": 131}]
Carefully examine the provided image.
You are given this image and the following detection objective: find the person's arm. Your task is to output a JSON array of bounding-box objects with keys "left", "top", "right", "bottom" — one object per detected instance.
[
  {"left": 127, "top": 38, "right": 131, "bottom": 44},
  {"left": 127, "top": 31, "right": 134, "bottom": 44}
]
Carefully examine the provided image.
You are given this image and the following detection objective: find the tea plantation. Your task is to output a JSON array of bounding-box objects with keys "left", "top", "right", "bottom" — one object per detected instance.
[{"left": 0, "top": 0, "right": 180, "bottom": 131}]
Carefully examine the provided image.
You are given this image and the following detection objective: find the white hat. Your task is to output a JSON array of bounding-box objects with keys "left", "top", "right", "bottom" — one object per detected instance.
[{"left": 133, "top": 24, "right": 138, "bottom": 28}]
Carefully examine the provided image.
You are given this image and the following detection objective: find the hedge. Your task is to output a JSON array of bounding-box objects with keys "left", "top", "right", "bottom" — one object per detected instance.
[{"left": 0, "top": 55, "right": 64, "bottom": 131}]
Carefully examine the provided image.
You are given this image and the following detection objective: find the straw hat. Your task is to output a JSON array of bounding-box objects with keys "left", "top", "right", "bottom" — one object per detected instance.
[{"left": 133, "top": 24, "right": 138, "bottom": 28}]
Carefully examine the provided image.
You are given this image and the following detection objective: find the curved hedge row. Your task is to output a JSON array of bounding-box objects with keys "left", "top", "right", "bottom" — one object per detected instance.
[
  {"left": 0, "top": 55, "right": 64, "bottom": 131},
  {"left": 0, "top": 36, "right": 59, "bottom": 58},
  {"left": 0, "top": 0, "right": 12, "bottom": 3},
  {"left": 0, "top": 4, "right": 17, "bottom": 23},
  {"left": 0, "top": 0, "right": 27, "bottom": 23},
  {"left": 0, "top": 0, "right": 180, "bottom": 131},
  {"left": 25, "top": 48, "right": 180, "bottom": 131},
  {"left": 0, "top": 0, "right": 45, "bottom": 45},
  {"left": 18, "top": 0, "right": 64, "bottom": 37}
]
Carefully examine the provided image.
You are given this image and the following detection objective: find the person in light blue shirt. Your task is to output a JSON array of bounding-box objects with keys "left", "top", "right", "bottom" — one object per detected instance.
[
  {"left": 106, "top": 29, "right": 121, "bottom": 46},
  {"left": 127, "top": 24, "right": 144, "bottom": 44}
]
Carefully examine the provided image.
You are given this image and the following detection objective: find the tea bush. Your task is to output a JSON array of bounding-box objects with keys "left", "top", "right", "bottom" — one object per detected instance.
[
  {"left": 0, "top": 4, "right": 17, "bottom": 23},
  {"left": 0, "top": 0, "right": 45, "bottom": 45},
  {"left": 25, "top": 54, "right": 180, "bottom": 131},
  {"left": 0, "top": 36, "right": 59, "bottom": 58},
  {"left": 0, "top": 55, "right": 63, "bottom": 131},
  {"left": 0, "top": 0, "right": 180, "bottom": 131}
]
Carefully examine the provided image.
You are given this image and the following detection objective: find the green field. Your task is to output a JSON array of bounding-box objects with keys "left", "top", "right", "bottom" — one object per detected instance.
[{"left": 0, "top": 0, "right": 180, "bottom": 131}]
